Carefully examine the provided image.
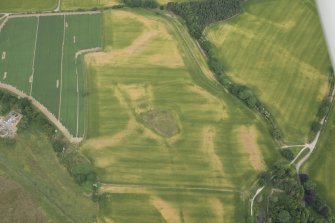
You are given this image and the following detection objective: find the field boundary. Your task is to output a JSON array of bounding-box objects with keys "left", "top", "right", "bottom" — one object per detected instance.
[
  {"left": 75, "top": 47, "right": 102, "bottom": 137},
  {"left": 58, "top": 15, "right": 66, "bottom": 120},
  {"left": 0, "top": 82, "right": 82, "bottom": 143},
  {"left": 29, "top": 16, "right": 40, "bottom": 96}
]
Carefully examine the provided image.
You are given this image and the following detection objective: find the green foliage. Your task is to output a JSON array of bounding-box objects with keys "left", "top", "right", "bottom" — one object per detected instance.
[
  {"left": 167, "top": 0, "right": 241, "bottom": 39},
  {"left": 280, "top": 149, "right": 294, "bottom": 161},
  {"left": 257, "top": 163, "right": 334, "bottom": 222},
  {"left": 123, "top": 0, "right": 159, "bottom": 8},
  {"left": 311, "top": 121, "right": 323, "bottom": 133}
]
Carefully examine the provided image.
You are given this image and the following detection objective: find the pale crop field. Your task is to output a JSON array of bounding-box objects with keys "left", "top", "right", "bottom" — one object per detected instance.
[
  {"left": 0, "top": 13, "right": 101, "bottom": 137},
  {"left": 0, "top": 0, "right": 58, "bottom": 12},
  {"left": 83, "top": 9, "right": 279, "bottom": 222},
  {"left": 62, "top": 0, "right": 120, "bottom": 10},
  {"left": 205, "top": 0, "right": 331, "bottom": 144}
]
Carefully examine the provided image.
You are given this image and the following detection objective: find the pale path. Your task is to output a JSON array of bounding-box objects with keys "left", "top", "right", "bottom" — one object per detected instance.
[
  {"left": 54, "top": 0, "right": 61, "bottom": 12},
  {"left": 0, "top": 82, "right": 82, "bottom": 143},
  {"left": 100, "top": 183, "right": 239, "bottom": 194},
  {"left": 58, "top": 15, "right": 66, "bottom": 120},
  {"left": 29, "top": 16, "right": 40, "bottom": 96},
  {"left": 250, "top": 186, "right": 264, "bottom": 216}
]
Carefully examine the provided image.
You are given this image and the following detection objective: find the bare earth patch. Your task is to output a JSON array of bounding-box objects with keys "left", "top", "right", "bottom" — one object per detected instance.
[
  {"left": 84, "top": 118, "right": 137, "bottom": 150},
  {"left": 237, "top": 126, "right": 265, "bottom": 171},
  {"left": 209, "top": 197, "right": 224, "bottom": 223},
  {"left": 202, "top": 126, "right": 223, "bottom": 173},
  {"left": 86, "top": 10, "right": 183, "bottom": 67},
  {"left": 150, "top": 196, "right": 181, "bottom": 223}
]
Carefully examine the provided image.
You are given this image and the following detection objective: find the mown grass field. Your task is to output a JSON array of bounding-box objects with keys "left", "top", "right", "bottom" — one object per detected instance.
[
  {"left": 83, "top": 9, "right": 278, "bottom": 222},
  {"left": 205, "top": 0, "right": 331, "bottom": 144},
  {"left": 0, "top": 125, "right": 97, "bottom": 223},
  {"left": 0, "top": 0, "right": 58, "bottom": 12},
  {"left": 303, "top": 105, "right": 335, "bottom": 210},
  {"left": 0, "top": 14, "right": 101, "bottom": 137},
  {"left": 0, "top": 17, "right": 37, "bottom": 93}
]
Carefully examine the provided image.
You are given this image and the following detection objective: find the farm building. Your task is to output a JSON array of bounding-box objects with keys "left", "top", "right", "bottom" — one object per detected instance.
[{"left": 0, "top": 111, "right": 22, "bottom": 138}]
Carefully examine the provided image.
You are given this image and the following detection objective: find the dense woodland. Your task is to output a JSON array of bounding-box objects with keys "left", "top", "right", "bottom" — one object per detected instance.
[
  {"left": 257, "top": 163, "right": 334, "bottom": 223},
  {"left": 167, "top": 0, "right": 240, "bottom": 38},
  {"left": 123, "top": 0, "right": 159, "bottom": 8}
]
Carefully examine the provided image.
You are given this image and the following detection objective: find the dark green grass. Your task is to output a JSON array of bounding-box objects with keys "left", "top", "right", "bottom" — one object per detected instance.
[
  {"left": 0, "top": 0, "right": 57, "bottom": 12},
  {"left": 61, "top": 14, "right": 102, "bottom": 137},
  {"left": 32, "top": 15, "right": 64, "bottom": 117},
  {"left": 0, "top": 125, "right": 97, "bottom": 222},
  {"left": 0, "top": 17, "right": 37, "bottom": 93}
]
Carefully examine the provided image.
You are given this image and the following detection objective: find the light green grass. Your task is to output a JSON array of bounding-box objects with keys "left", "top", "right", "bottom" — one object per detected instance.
[
  {"left": 205, "top": 0, "right": 331, "bottom": 144},
  {"left": 0, "top": 0, "right": 57, "bottom": 12},
  {"left": 303, "top": 105, "right": 335, "bottom": 210},
  {"left": 0, "top": 125, "right": 97, "bottom": 222},
  {"left": 83, "top": 9, "right": 279, "bottom": 222},
  {"left": 0, "top": 17, "right": 37, "bottom": 94}
]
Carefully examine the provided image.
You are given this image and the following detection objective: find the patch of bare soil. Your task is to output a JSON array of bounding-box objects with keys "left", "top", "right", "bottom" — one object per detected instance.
[
  {"left": 0, "top": 176, "right": 48, "bottom": 223},
  {"left": 202, "top": 126, "right": 223, "bottom": 173},
  {"left": 84, "top": 118, "right": 137, "bottom": 150},
  {"left": 150, "top": 196, "right": 181, "bottom": 223},
  {"left": 140, "top": 110, "right": 179, "bottom": 138},
  {"left": 209, "top": 198, "right": 224, "bottom": 222},
  {"left": 86, "top": 10, "right": 183, "bottom": 67},
  {"left": 237, "top": 126, "right": 265, "bottom": 171}
]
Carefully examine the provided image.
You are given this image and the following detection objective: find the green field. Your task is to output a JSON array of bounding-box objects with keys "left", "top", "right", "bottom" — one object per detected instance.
[
  {"left": 99, "top": 190, "right": 244, "bottom": 223},
  {"left": 82, "top": 9, "right": 278, "bottom": 222},
  {"left": 0, "top": 125, "right": 96, "bottom": 223},
  {"left": 0, "top": 14, "right": 101, "bottom": 137},
  {"left": 0, "top": 17, "right": 37, "bottom": 93},
  {"left": 205, "top": 0, "right": 331, "bottom": 144},
  {"left": 0, "top": 0, "right": 57, "bottom": 12},
  {"left": 303, "top": 105, "right": 335, "bottom": 210}
]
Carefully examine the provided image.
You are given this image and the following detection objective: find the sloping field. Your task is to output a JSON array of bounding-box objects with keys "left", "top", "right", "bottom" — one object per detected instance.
[
  {"left": 303, "top": 106, "right": 335, "bottom": 210},
  {"left": 0, "top": 13, "right": 101, "bottom": 137},
  {"left": 83, "top": 9, "right": 278, "bottom": 222},
  {"left": 0, "top": 0, "right": 58, "bottom": 12},
  {"left": 0, "top": 126, "right": 96, "bottom": 222},
  {"left": 205, "top": 0, "right": 331, "bottom": 143}
]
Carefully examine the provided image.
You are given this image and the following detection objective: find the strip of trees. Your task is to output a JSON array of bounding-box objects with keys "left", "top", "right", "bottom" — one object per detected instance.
[{"left": 123, "top": 0, "right": 159, "bottom": 8}]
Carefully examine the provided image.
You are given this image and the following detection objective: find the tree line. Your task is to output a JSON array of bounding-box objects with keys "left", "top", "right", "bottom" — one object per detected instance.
[
  {"left": 257, "top": 162, "right": 334, "bottom": 222},
  {"left": 167, "top": 0, "right": 241, "bottom": 39}
]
